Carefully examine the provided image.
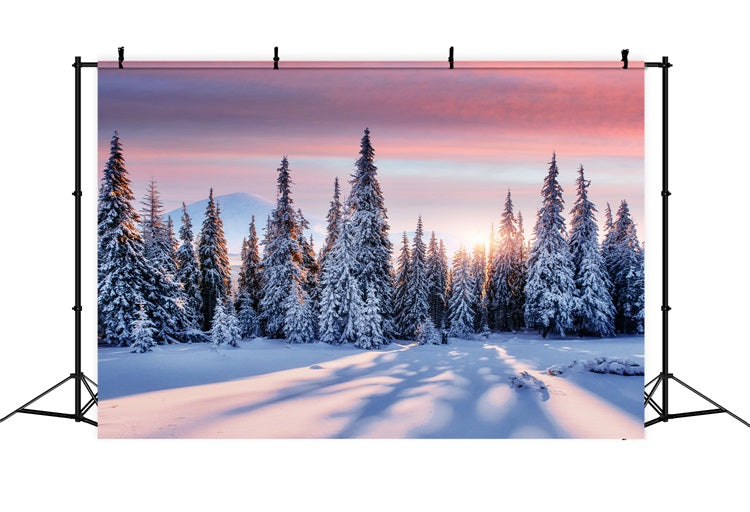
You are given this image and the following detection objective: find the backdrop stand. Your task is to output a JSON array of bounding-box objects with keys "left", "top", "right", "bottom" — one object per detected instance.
[
  {"left": 644, "top": 56, "right": 749, "bottom": 429},
  {"left": 0, "top": 56, "right": 98, "bottom": 428}
]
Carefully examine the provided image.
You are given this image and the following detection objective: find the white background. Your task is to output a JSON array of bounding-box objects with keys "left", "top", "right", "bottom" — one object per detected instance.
[{"left": 1, "top": 1, "right": 748, "bottom": 510}]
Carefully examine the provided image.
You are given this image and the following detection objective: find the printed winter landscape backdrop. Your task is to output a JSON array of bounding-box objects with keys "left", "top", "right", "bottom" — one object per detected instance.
[{"left": 97, "top": 61, "right": 645, "bottom": 438}]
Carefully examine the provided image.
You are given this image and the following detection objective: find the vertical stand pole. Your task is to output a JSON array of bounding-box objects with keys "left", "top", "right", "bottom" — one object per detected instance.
[
  {"left": 74, "top": 56, "right": 82, "bottom": 422},
  {"left": 660, "top": 55, "right": 669, "bottom": 422}
]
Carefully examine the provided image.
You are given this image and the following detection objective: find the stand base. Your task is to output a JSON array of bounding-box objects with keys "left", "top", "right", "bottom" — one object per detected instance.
[
  {"left": 0, "top": 372, "right": 98, "bottom": 427},
  {"left": 645, "top": 373, "right": 750, "bottom": 429}
]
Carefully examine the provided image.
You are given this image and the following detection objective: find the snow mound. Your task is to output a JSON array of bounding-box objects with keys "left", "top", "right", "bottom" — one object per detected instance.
[
  {"left": 547, "top": 357, "right": 644, "bottom": 376},
  {"left": 508, "top": 371, "right": 548, "bottom": 390}
]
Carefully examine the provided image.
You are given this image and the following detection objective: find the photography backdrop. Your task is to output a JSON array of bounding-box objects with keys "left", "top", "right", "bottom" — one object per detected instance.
[{"left": 97, "top": 61, "right": 645, "bottom": 438}]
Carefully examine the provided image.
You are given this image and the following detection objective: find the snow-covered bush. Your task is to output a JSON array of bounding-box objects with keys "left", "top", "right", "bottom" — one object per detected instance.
[
  {"left": 547, "top": 357, "right": 644, "bottom": 376},
  {"left": 415, "top": 318, "right": 440, "bottom": 345}
]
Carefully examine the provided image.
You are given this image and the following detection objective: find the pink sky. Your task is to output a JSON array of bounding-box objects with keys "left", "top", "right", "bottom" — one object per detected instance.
[{"left": 98, "top": 62, "right": 644, "bottom": 255}]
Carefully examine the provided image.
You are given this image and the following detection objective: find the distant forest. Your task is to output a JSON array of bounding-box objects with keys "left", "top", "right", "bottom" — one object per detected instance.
[{"left": 98, "top": 128, "right": 644, "bottom": 353}]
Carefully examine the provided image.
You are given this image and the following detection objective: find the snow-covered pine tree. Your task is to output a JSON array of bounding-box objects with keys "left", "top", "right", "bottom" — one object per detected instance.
[
  {"left": 391, "top": 231, "right": 411, "bottom": 339},
  {"left": 319, "top": 177, "right": 342, "bottom": 268},
  {"left": 175, "top": 202, "right": 203, "bottom": 329},
  {"left": 609, "top": 200, "right": 645, "bottom": 334},
  {"left": 448, "top": 246, "right": 476, "bottom": 338},
  {"left": 569, "top": 165, "right": 615, "bottom": 336},
  {"left": 260, "top": 157, "right": 305, "bottom": 339},
  {"left": 347, "top": 128, "right": 393, "bottom": 341},
  {"left": 509, "top": 210, "right": 527, "bottom": 330},
  {"left": 489, "top": 190, "right": 522, "bottom": 332},
  {"left": 426, "top": 231, "right": 448, "bottom": 330},
  {"left": 358, "top": 281, "right": 386, "bottom": 349},
  {"left": 210, "top": 301, "right": 241, "bottom": 347},
  {"left": 130, "top": 302, "right": 156, "bottom": 353},
  {"left": 284, "top": 284, "right": 316, "bottom": 343},
  {"left": 402, "top": 216, "right": 430, "bottom": 339},
  {"left": 135, "top": 178, "right": 188, "bottom": 344},
  {"left": 198, "top": 189, "right": 232, "bottom": 330},
  {"left": 333, "top": 216, "right": 368, "bottom": 345},
  {"left": 237, "top": 293, "right": 259, "bottom": 339},
  {"left": 140, "top": 178, "right": 177, "bottom": 277},
  {"left": 524, "top": 153, "right": 577, "bottom": 337},
  {"left": 470, "top": 243, "right": 489, "bottom": 334},
  {"left": 237, "top": 215, "right": 263, "bottom": 314},
  {"left": 98, "top": 131, "right": 156, "bottom": 346},
  {"left": 298, "top": 209, "right": 320, "bottom": 335}
]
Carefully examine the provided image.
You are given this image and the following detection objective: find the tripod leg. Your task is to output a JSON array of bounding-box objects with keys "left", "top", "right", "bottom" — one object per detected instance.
[
  {"left": 82, "top": 377, "right": 97, "bottom": 405},
  {"left": 0, "top": 375, "right": 74, "bottom": 423},
  {"left": 670, "top": 375, "right": 750, "bottom": 429},
  {"left": 644, "top": 374, "right": 663, "bottom": 407},
  {"left": 82, "top": 374, "right": 98, "bottom": 388}
]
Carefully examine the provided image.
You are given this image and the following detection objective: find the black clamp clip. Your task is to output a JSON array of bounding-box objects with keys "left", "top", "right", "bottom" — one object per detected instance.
[
  {"left": 448, "top": 47, "right": 454, "bottom": 69},
  {"left": 273, "top": 47, "right": 279, "bottom": 70},
  {"left": 118, "top": 46, "right": 125, "bottom": 69},
  {"left": 621, "top": 49, "right": 629, "bottom": 69}
]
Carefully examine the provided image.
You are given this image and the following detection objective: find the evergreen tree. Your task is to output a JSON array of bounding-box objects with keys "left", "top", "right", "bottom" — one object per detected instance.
[
  {"left": 319, "top": 177, "right": 342, "bottom": 267},
  {"left": 403, "top": 216, "right": 430, "bottom": 339},
  {"left": 524, "top": 153, "right": 577, "bottom": 337},
  {"left": 237, "top": 215, "right": 263, "bottom": 313},
  {"left": 470, "top": 243, "right": 489, "bottom": 334},
  {"left": 358, "top": 281, "right": 386, "bottom": 349},
  {"left": 175, "top": 203, "right": 203, "bottom": 329},
  {"left": 333, "top": 216, "right": 368, "bottom": 345},
  {"left": 298, "top": 210, "right": 320, "bottom": 335},
  {"left": 237, "top": 293, "right": 259, "bottom": 339},
  {"left": 210, "top": 301, "right": 241, "bottom": 347},
  {"left": 426, "top": 232, "right": 448, "bottom": 329},
  {"left": 448, "top": 247, "right": 475, "bottom": 338},
  {"left": 198, "top": 189, "right": 232, "bottom": 330},
  {"left": 285, "top": 285, "right": 316, "bottom": 343},
  {"left": 569, "top": 165, "right": 615, "bottom": 336},
  {"left": 140, "top": 178, "right": 177, "bottom": 277},
  {"left": 609, "top": 200, "right": 645, "bottom": 334},
  {"left": 391, "top": 232, "right": 411, "bottom": 338},
  {"left": 347, "top": 128, "right": 393, "bottom": 341},
  {"left": 489, "top": 191, "right": 524, "bottom": 332},
  {"left": 260, "top": 157, "right": 304, "bottom": 339},
  {"left": 130, "top": 302, "right": 156, "bottom": 353},
  {"left": 98, "top": 131, "right": 156, "bottom": 346}
]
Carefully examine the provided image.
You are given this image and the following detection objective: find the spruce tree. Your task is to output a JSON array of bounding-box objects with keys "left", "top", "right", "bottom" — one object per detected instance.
[
  {"left": 426, "top": 232, "right": 448, "bottom": 330},
  {"left": 260, "top": 157, "right": 305, "bottom": 339},
  {"left": 448, "top": 246, "right": 475, "bottom": 338},
  {"left": 347, "top": 128, "right": 393, "bottom": 341},
  {"left": 489, "top": 190, "right": 523, "bottom": 331},
  {"left": 237, "top": 216, "right": 263, "bottom": 312},
  {"left": 569, "top": 165, "right": 615, "bottom": 336},
  {"left": 391, "top": 232, "right": 411, "bottom": 338},
  {"left": 470, "top": 243, "right": 489, "bottom": 334},
  {"left": 210, "top": 301, "right": 241, "bottom": 347},
  {"left": 298, "top": 210, "right": 320, "bottom": 336},
  {"left": 130, "top": 302, "right": 156, "bottom": 353},
  {"left": 285, "top": 285, "right": 316, "bottom": 343},
  {"left": 319, "top": 177, "right": 342, "bottom": 268},
  {"left": 198, "top": 189, "right": 231, "bottom": 330},
  {"left": 358, "top": 281, "right": 386, "bottom": 349},
  {"left": 524, "top": 153, "right": 577, "bottom": 337},
  {"left": 403, "top": 216, "right": 430, "bottom": 339},
  {"left": 175, "top": 202, "right": 203, "bottom": 329},
  {"left": 98, "top": 131, "right": 156, "bottom": 346},
  {"left": 330, "top": 216, "right": 367, "bottom": 345},
  {"left": 609, "top": 200, "right": 645, "bottom": 334}
]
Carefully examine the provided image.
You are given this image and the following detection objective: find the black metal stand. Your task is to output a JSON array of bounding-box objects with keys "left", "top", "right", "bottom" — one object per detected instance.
[
  {"left": 0, "top": 56, "right": 98, "bottom": 428},
  {"left": 644, "top": 56, "right": 749, "bottom": 430}
]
